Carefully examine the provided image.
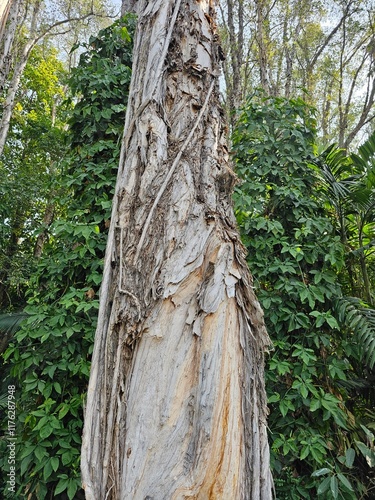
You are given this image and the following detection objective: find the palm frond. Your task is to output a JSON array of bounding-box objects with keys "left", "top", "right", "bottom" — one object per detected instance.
[
  {"left": 350, "top": 240, "right": 375, "bottom": 257},
  {"left": 355, "top": 130, "right": 375, "bottom": 166},
  {"left": 334, "top": 297, "right": 375, "bottom": 370},
  {"left": 0, "top": 312, "right": 28, "bottom": 334},
  {"left": 0, "top": 311, "right": 28, "bottom": 354},
  {"left": 317, "top": 145, "right": 359, "bottom": 205},
  {"left": 352, "top": 131, "right": 375, "bottom": 192}
]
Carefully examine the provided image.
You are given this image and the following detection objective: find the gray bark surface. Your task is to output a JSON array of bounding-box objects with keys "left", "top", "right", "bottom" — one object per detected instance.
[
  {"left": 0, "top": 0, "right": 22, "bottom": 91},
  {"left": 81, "top": 1, "right": 273, "bottom": 498}
]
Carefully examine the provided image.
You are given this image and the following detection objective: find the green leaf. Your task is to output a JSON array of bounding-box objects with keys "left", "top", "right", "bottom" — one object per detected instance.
[
  {"left": 43, "top": 460, "right": 53, "bottom": 481},
  {"left": 300, "top": 446, "right": 310, "bottom": 460},
  {"left": 355, "top": 441, "right": 371, "bottom": 458},
  {"left": 310, "top": 399, "right": 321, "bottom": 412},
  {"left": 337, "top": 473, "right": 354, "bottom": 491},
  {"left": 55, "top": 477, "right": 69, "bottom": 496},
  {"left": 330, "top": 475, "right": 338, "bottom": 499},
  {"left": 54, "top": 381, "right": 62, "bottom": 394},
  {"left": 317, "top": 476, "right": 331, "bottom": 494},
  {"left": 58, "top": 404, "right": 70, "bottom": 419},
  {"left": 67, "top": 479, "right": 79, "bottom": 500},
  {"left": 268, "top": 393, "right": 280, "bottom": 403},
  {"left": 279, "top": 398, "right": 295, "bottom": 417},
  {"left": 62, "top": 450, "right": 73, "bottom": 465},
  {"left": 51, "top": 456, "right": 59, "bottom": 472},
  {"left": 312, "top": 468, "right": 331, "bottom": 477},
  {"left": 20, "top": 445, "right": 36, "bottom": 459},
  {"left": 20, "top": 454, "right": 34, "bottom": 476},
  {"left": 326, "top": 315, "right": 339, "bottom": 329},
  {"left": 40, "top": 425, "right": 53, "bottom": 439},
  {"left": 34, "top": 446, "right": 47, "bottom": 461}
]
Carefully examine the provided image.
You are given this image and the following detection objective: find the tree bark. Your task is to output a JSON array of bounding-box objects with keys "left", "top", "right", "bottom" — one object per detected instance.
[
  {"left": 0, "top": 0, "right": 22, "bottom": 92},
  {"left": 121, "top": 0, "right": 137, "bottom": 15},
  {"left": 255, "top": 0, "right": 271, "bottom": 94},
  {"left": 33, "top": 201, "right": 55, "bottom": 258},
  {"left": 81, "top": 1, "right": 272, "bottom": 499},
  {"left": 0, "top": 0, "right": 13, "bottom": 38},
  {"left": 224, "top": 0, "right": 244, "bottom": 122}
]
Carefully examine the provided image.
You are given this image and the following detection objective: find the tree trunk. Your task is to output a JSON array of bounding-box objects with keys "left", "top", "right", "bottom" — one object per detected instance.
[
  {"left": 0, "top": 43, "right": 29, "bottom": 156},
  {"left": 223, "top": 0, "right": 244, "bottom": 123},
  {"left": 33, "top": 201, "right": 55, "bottom": 258},
  {"left": 81, "top": 1, "right": 272, "bottom": 499},
  {"left": 121, "top": 0, "right": 137, "bottom": 15},
  {"left": 255, "top": 0, "right": 271, "bottom": 95},
  {"left": 0, "top": 0, "right": 39, "bottom": 157},
  {"left": 0, "top": 0, "right": 22, "bottom": 92},
  {"left": 0, "top": 0, "right": 13, "bottom": 38}
]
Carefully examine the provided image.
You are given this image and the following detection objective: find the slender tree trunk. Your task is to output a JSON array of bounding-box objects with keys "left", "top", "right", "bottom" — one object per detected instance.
[
  {"left": 0, "top": 44, "right": 29, "bottom": 156},
  {"left": 0, "top": 0, "right": 13, "bottom": 38},
  {"left": 255, "top": 0, "right": 271, "bottom": 94},
  {"left": 358, "top": 224, "right": 373, "bottom": 305},
  {"left": 121, "top": 0, "right": 137, "bottom": 15},
  {"left": 33, "top": 201, "right": 55, "bottom": 258},
  {"left": 0, "top": 0, "right": 39, "bottom": 157},
  {"left": 0, "top": 0, "right": 22, "bottom": 92},
  {"left": 81, "top": 1, "right": 272, "bottom": 499},
  {"left": 224, "top": 0, "right": 244, "bottom": 122}
]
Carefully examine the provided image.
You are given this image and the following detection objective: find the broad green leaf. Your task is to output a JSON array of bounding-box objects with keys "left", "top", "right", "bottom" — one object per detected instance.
[
  {"left": 43, "top": 460, "right": 53, "bottom": 481},
  {"left": 337, "top": 473, "right": 354, "bottom": 491},
  {"left": 330, "top": 475, "right": 338, "bottom": 499},
  {"left": 317, "top": 476, "right": 331, "bottom": 494},
  {"left": 312, "top": 468, "right": 331, "bottom": 477},
  {"left": 51, "top": 456, "right": 59, "bottom": 472},
  {"left": 310, "top": 399, "right": 321, "bottom": 412},
  {"left": 268, "top": 393, "right": 280, "bottom": 403},
  {"left": 55, "top": 477, "right": 69, "bottom": 496},
  {"left": 67, "top": 479, "right": 79, "bottom": 500}
]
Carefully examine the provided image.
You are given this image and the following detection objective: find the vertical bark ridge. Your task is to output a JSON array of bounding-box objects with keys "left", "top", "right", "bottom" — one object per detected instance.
[{"left": 81, "top": 1, "right": 273, "bottom": 498}]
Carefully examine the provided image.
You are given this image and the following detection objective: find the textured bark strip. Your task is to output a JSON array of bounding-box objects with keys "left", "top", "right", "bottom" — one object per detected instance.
[{"left": 81, "top": 1, "right": 273, "bottom": 498}]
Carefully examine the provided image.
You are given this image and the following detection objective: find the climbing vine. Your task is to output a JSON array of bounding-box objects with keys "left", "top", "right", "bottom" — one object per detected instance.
[
  {"left": 233, "top": 93, "right": 375, "bottom": 499},
  {"left": 1, "top": 16, "right": 135, "bottom": 499}
]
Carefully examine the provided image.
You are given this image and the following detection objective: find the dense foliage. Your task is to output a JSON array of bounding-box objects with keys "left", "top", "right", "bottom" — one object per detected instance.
[
  {"left": 1, "top": 16, "right": 135, "bottom": 499},
  {"left": 1, "top": 8, "right": 375, "bottom": 500},
  {"left": 233, "top": 94, "right": 375, "bottom": 498},
  {"left": 0, "top": 43, "right": 67, "bottom": 311}
]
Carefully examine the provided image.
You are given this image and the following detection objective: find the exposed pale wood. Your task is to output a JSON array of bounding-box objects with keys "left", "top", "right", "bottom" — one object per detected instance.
[{"left": 81, "top": 1, "right": 273, "bottom": 498}]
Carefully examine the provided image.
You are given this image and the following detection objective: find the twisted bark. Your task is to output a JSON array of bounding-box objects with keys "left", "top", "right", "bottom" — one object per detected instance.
[{"left": 81, "top": 1, "right": 273, "bottom": 498}]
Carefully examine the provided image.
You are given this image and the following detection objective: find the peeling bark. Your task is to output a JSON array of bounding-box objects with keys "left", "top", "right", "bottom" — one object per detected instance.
[{"left": 81, "top": 1, "right": 272, "bottom": 498}]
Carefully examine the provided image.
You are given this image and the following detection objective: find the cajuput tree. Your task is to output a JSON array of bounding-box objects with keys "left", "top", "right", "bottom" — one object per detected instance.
[{"left": 81, "top": 0, "right": 272, "bottom": 498}]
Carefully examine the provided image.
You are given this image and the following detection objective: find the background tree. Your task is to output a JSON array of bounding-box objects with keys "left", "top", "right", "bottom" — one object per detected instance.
[
  {"left": 0, "top": 0, "right": 116, "bottom": 156},
  {"left": 0, "top": 0, "right": 22, "bottom": 90},
  {"left": 219, "top": 0, "right": 375, "bottom": 147},
  {"left": 0, "top": 41, "right": 66, "bottom": 312},
  {"left": 81, "top": 0, "right": 272, "bottom": 498}
]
